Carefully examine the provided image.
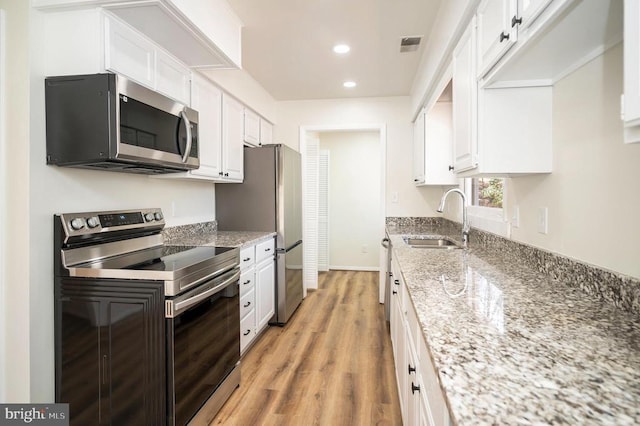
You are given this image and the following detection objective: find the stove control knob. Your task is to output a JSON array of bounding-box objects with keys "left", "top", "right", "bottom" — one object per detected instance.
[
  {"left": 145, "top": 213, "right": 155, "bottom": 222},
  {"left": 86, "top": 217, "right": 100, "bottom": 228},
  {"left": 70, "top": 218, "right": 85, "bottom": 230},
  {"left": 154, "top": 212, "right": 163, "bottom": 221}
]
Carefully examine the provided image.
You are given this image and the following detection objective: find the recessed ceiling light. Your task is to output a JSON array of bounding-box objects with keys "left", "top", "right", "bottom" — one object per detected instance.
[
  {"left": 333, "top": 44, "right": 350, "bottom": 54},
  {"left": 343, "top": 81, "right": 356, "bottom": 88}
]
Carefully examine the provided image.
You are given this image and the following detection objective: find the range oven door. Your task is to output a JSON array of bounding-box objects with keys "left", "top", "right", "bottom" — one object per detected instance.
[{"left": 166, "top": 267, "right": 240, "bottom": 426}]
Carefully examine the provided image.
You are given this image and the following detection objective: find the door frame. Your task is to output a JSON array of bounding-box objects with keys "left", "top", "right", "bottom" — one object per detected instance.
[{"left": 299, "top": 123, "right": 387, "bottom": 301}]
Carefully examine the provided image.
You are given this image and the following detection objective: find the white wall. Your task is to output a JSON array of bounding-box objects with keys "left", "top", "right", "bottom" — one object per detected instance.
[
  {"left": 319, "top": 131, "right": 381, "bottom": 270},
  {"left": 275, "top": 97, "right": 448, "bottom": 218},
  {"left": 1, "top": 0, "right": 31, "bottom": 403},
  {"left": 507, "top": 44, "right": 640, "bottom": 279}
]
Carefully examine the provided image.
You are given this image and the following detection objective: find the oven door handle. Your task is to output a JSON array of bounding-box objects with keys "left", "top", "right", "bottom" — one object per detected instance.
[{"left": 167, "top": 268, "right": 240, "bottom": 318}]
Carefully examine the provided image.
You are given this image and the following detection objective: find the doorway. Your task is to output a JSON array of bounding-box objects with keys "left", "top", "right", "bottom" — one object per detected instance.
[{"left": 300, "top": 124, "right": 386, "bottom": 296}]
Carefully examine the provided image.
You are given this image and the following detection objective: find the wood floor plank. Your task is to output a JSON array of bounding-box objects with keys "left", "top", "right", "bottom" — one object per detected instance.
[{"left": 207, "top": 270, "right": 402, "bottom": 426}]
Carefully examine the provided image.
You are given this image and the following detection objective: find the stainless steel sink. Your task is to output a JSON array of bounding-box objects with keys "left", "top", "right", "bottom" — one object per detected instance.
[{"left": 403, "top": 236, "right": 463, "bottom": 249}]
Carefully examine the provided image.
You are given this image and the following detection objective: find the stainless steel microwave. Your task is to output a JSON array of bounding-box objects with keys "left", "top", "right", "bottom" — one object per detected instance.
[{"left": 45, "top": 73, "right": 199, "bottom": 174}]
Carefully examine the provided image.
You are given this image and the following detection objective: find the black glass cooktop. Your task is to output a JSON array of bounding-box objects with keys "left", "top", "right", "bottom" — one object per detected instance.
[{"left": 79, "top": 245, "right": 236, "bottom": 272}]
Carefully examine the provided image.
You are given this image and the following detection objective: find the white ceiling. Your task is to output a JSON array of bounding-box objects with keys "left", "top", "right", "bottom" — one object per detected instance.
[{"left": 225, "top": 0, "right": 444, "bottom": 101}]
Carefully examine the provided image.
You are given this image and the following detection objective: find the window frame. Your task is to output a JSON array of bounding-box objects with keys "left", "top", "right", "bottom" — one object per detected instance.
[{"left": 464, "top": 178, "right": 510, "bottom": 237}]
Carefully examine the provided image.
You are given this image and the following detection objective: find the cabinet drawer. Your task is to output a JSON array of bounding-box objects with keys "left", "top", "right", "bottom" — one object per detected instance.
[
  {"left": 240, "top": 246, "right": 255, "bottom": 270},
  {"left": 240, "top": 309, "right": 256, "bottom": 353},
  {"left": 255, "top": 238, "right": 275, "bottom": 264},
  {"left": 240, "top": 269, "right": 255, "bottom": 297},
  {"left": 240, "top": 288, "right": 255, "bottom": 320}
]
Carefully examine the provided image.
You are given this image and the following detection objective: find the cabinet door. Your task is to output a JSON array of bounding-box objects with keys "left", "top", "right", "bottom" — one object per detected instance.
[
  {"left": 104, "top": 15, "right": 155, "bottom": 88},
  {"left": 452, "top": 17, "right": 478, "bottom": 173},
  {"left": 624, "top": 0, "right": 640, "bottom": 136},
  {"left": 56, "top": 279, "right": 165, "bottom": 425},
  {"left": 256, "top": 257, "right": 275, "bottom": 331},
  {"left": 406, "top": 338, "right": 421, "bottom": 426},
  {"left": 155, "top": 50, "right": 191, "bottom": 104},
  {"left": 260, "top": 120, "right": 273, "bottom": 145},
  {"left": 191, "top": 73, "right": 223, "bottom": 178},
  {"left": 517, "top": 0, "right": 553, "bottom": 30},
  {"left": 413, "top": 109, "right": 426, "bottom": 185},
  {"left": 477, "top": 0, "right": 517, "bottom": 78},
  {"left": 222, "top": 94, "right": 245, "bottom": 181},
  {"left": 424, "top": 101, "right": 457, "bottom": 185},
  {"left": 244, "top": 109, "right": 260, "bottom": 146}
]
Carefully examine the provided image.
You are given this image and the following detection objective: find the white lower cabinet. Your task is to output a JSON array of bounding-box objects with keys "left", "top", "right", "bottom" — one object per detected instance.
[
  {"left": 239, "top": 238, "right": 275, "bottom": 355},
  {"left": 390, "top": 255, "right": 451, "bottom": 426}
]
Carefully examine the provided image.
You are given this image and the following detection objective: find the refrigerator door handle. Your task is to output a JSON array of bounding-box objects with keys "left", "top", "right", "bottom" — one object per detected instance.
[{"left": 277, "top": 239, "right": 303, "bottom": 254}]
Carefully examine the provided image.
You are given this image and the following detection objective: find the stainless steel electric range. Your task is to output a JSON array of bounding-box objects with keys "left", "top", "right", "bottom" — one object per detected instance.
[{"left": 53, "top": 208, "right": 240, "bottom": 426}]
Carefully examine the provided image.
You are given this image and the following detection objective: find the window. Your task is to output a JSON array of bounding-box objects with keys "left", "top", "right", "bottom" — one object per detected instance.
[
  {"left": 470, "top": 178, "right": 504, "bottom": 208},
  {"left": 465, "top": 177, "right": 509, "bottom": 237}
]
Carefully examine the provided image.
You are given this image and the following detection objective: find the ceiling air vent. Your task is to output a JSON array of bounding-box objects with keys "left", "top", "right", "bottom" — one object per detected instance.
[{"left": 400, "top": 36, "right": 422, "bottom": 53}]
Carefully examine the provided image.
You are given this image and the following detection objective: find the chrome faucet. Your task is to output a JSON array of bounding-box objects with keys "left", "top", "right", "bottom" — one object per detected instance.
[{"left": 437, "top": 188, "right": 469, "bottom": 247}]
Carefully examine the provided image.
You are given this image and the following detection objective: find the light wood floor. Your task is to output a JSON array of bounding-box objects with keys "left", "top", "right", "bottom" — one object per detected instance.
[{"left": 206, "top": 270, "right": 402, "bottom": 426}]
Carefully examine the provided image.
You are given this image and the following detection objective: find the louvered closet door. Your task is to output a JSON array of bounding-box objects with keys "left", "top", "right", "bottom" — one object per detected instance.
[
  {"left": 318, "top": 150, "right": 330, "bottom": 272},
  {"left": 303, "top": 134, "right": 319, "bottom": 290}
]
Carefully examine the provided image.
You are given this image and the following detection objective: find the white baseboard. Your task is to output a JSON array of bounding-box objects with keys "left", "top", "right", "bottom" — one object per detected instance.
[{"left": 328, "top": 265, "right": 380, "bottom": 272}]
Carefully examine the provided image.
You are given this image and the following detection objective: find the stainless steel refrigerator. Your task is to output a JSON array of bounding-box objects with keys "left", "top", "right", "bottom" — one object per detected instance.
[{"left": 216, "top": 144, "right": 303, "bottom": 325}]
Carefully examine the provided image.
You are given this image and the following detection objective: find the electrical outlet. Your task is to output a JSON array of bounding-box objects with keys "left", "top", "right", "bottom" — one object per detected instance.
[
  {"left": 512, "top": 206, "right": 520, "bottom": 228},
  {"left": 171, "top": 201, "right": 176, "bottom": 217},
  {"left": 391, "top": 192, "right": 399, "bottom": 203},
  {"left": 537, "top": 207, "right": 548, "bottom": 234},
  {"left": 361, "top": 244, "right": 368, "bottom": 253}
]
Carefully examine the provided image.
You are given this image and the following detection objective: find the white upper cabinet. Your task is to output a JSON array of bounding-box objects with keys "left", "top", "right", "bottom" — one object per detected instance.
[
  {"left": 104, "top": 15, "right": 156, "bottom": 88},
  {"left": 517, "top": 0, "right": 554, "bottom": 31},
  {"left": 34, "top": 0, "right": 242, "bottom": 69},
  {"left": 189, "top": 73, "right": 223, "bottom": 179},
  {"left": 623, "top": 0, "right": 640, "bottom": 143},
  {"left": 412, "top": 109, "right": 426, "bottom": 185},
  {"left": 452, "top": 15, "right": 552, "bottom": 177},
  {"left": 45, "top": 9, "right": 192, "bottom": 104},
  {"left": 424, "top": 100, "right": 458, "bottom": 185},
  {"left": 452, "top": 17, "right": 478, "bottom": 173},
  {"left": 259, "top": 120, "right": 273, "bottom": 146},
  {"left": 476, "top": 0, "right": 517, "bottom": 78},
  {"left": 221, "top": 94, "right": 245, "bottom": 182},
  {"left": 481, "top": 0, "right": 622, "bottom": 86},
  {"left": 243, "top": 109, "right": 261, "bottom": 147}
]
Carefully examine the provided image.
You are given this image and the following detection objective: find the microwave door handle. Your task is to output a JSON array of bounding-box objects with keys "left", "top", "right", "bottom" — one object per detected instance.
[{"left": 180, "top": 108, "right": 192, "bottom": 163}]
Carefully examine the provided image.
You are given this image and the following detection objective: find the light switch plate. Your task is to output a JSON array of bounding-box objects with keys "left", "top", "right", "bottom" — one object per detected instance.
[
  {"left": 391, "top": 191, "right": 399, "bottom": 203},
  {"left": 537, "top": 207, "right": 548, "bottom": 234}
]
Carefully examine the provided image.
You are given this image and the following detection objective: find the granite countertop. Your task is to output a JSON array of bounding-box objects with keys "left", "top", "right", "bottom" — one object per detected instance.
[
  {"left": 387, "top": 224, "right": 640, "bottom": 425},
  {"left": 163, "top": 223, "right": 276, "bottom": 248}
]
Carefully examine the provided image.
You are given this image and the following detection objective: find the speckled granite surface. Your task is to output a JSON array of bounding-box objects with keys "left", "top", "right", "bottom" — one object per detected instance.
[
  {"left": 388, "top": 222, "right": 640, "bottom": 425},
  {"left": 163, "top": 222, "right": 275, "bottom": 248}
]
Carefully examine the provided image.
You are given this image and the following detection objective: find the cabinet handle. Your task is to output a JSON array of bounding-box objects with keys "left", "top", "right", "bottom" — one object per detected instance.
[
  {"left": 265, "top": 248, "right": 271, "bottom": 252},
  {"left": 411, "top": 382, "right": 421, "bottom": 394},
  {"left": 244, "top": 301, "right": 251, "bottom": 308},
  {"left": 243, "top": 280, "right": 252, "bottom": 285},
  {"left": 394, "top": 279, "right": 400, "bottom": 286},
  {"left": 243, "top": 329, "right": 251, "bottom": 336},
  {"left": 408, "top": 364, "right": 416, "bottom": 374},
  {"left": 448, "top": 165, "right": 454, "bottom": 171},
  {"left": 388, "top": 271, "right": 393, "bottom": 277},
  {"left": 511, "top": 15, "right": 522, "bottom": 27},
  {"left": 392, "top": 290, "right": 398, "bottom": 295},
  {"left": 224, "top": 172, "right": 229, "bottom": 177},
  {"left": 500, "top": 32, "right": 509, "bottom": 42},
  {"left": 243, "top": 257, "right": 251, "bottom": 262},
  {"left": 219, "top": 171, "right": 224, "bottom": 176},
  {"left": 414, "top": 178, "right": 420, "bottom": 182}
]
